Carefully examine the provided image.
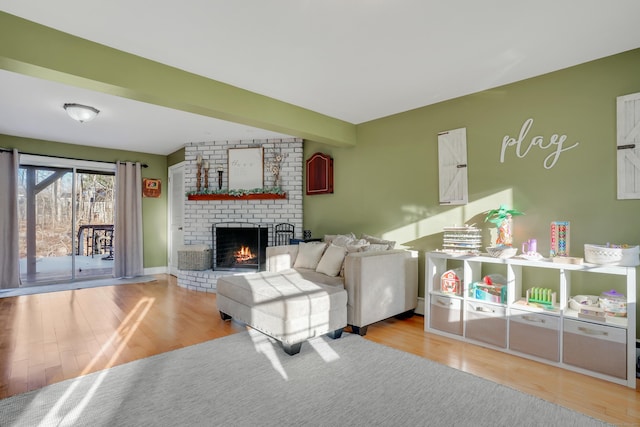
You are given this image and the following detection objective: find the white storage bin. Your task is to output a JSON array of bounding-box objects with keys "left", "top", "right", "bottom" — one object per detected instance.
[
  {"left": 509, "top": 309, "right": 560, "bottom": 362},
  {"left": 563, "top": 318, "right": 626, "bottom": 379},
  {"left": 465, "top": 301, "right": 507, "bottom": 348},
  {"left": 430, "top": 295, "right": 463, "bottom": 336}
]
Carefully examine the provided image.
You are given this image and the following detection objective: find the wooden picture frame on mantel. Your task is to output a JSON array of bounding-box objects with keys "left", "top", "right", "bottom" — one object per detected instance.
[
  {"left": 228, "top": 147, "right": 263, "bottom": 190},
  {"left": 306, "top": 152, "right": 333, "bottom": 195}
]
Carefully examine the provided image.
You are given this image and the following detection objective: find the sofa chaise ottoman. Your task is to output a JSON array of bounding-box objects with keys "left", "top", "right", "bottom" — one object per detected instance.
[
  {"left": 266, "top": 237, "right": 419, "bottom": 336},
  {"left": 217, "top": 268, "right": 348, "bottom": 355}
]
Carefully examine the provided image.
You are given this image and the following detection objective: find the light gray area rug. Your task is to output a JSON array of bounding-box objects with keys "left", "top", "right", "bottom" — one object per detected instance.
[
  {"left": 0, "top": 275, "right": 158, "bottom": 298},
  {"left": 0, "top": 330, "right": 610, "bottom": 427}
]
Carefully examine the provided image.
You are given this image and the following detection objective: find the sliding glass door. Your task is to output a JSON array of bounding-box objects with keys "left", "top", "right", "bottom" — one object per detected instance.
[
  {"left": 18, "top": 156, "right": 116, "bottom": 285},
  {"left": 19, "top": 166, "right": 74, "bottom": 284},
  {"left": 74, "top": 170, "right": 115, "bottom": 279}
]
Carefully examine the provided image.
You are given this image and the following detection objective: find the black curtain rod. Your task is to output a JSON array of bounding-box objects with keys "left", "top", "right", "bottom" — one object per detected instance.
[{"left": 0, "top": 147, "right": 149, "bottom": 168}]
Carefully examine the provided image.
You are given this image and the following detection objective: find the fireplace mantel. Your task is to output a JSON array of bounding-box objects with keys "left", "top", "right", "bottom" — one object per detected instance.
[
  {"left": 188, "top": 193, "right": 286, "bottom": 201},
  {"left": 179, "top": 138, "right": 302, "bottom": 294}
]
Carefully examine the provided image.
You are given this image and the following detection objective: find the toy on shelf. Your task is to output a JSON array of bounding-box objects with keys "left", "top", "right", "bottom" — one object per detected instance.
[
  {"left": 484, "top": 205, "right": 524, "bottom": 247},
  {"left": 550, "top": 221, "right": 570, "bottom": 257},
  {"left": 440, "top": 268, "right": 463, "bottom": 295},
  {"left": 442, "top": 225, "right": 482, "bottom": 254},
  {"left": 569, "top": 294, "right": 605, "bottom": 321},
  {"left": 526, "top": 287, "right": 556, "bottom": 307},
  {"left": 599, "top": 289, "right": 627, "bottom": 317},
  {"left": 469, "top": 274, "right": 507, "bottom": 304}
]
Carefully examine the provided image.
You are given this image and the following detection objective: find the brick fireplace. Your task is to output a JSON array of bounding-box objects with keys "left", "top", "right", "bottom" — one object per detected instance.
[
  {"left": 213, "top": 223, "right": 268, "bottom": 271},
  {"left": 177, "top": 138, "right": 303, "bottom": 292}
]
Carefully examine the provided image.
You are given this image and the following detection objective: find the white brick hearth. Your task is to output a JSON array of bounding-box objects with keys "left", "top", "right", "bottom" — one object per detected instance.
[{"left": 177, "top": 138, "right": 304, "bottom": 292}]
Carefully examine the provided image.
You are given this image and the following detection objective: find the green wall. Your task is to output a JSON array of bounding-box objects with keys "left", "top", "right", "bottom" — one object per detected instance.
[
  {"left": 0, "top": 134, "right": 168, "bottom": 269},
  {"left": 304, "top": 48, "right": 640, "bottom": 331},
  {"left": 3, "top": 46, "right": 639, "bottom": 331},
  {"left": 167, "top": 147, "right": 185, "bottom": 168}
]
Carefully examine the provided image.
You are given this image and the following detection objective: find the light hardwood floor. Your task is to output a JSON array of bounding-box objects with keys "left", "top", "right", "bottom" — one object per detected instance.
[{"left": 1, "top": 274, "right": 638, "bottom": 425}]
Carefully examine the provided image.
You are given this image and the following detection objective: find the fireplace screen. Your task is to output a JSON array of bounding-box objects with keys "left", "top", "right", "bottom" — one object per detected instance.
[{"left": 213, "top": 224, "right": 268, "bottom": 270}]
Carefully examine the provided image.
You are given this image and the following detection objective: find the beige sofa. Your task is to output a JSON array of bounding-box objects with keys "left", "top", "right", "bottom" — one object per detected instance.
[
  {"left": 217, "top": 239, "right": 418, "bottom": 355},
  {"left": 265, "top": 243, "right": 418, "bottom": 335}
]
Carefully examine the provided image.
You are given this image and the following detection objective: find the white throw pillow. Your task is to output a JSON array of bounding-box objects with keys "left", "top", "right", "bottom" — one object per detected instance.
[
  {"left": 324, "top": 233, "right": 356, "bottom": 245},
  {"left": 363, "top": 243, "right": 390, "bottom": 252},
  {"left": 331, "top": 234, "right": 355, "bottom": 247},
  {"left": 361, "top": 233, "right": 396, "bottom": 250},
  {"left": 315, "top": 244, "right": 348, "bottom": 277},
  {"left": 346, "top": 238, "right": 370, "bottom": 253},
  {"left": 293, "top": 242, "right": 328, "bottom": 269}
]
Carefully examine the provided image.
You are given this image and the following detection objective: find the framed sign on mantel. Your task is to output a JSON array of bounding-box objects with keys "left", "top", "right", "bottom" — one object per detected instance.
[{"left": 228, "top": 147, "right": 263, "bottom": 190}]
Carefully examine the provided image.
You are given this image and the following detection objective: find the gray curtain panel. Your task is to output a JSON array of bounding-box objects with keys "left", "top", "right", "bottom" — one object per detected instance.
[
  {"left": 0, "top": 149, "right": 21, "bottom": 289},
  {"left": 114, "top": 161, "right": 144, "bottom": 278}
]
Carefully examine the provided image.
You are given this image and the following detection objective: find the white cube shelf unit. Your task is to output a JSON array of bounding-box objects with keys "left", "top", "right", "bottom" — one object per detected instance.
[{"left": 425, "top": 251, "right": 637, "bottom": 388}]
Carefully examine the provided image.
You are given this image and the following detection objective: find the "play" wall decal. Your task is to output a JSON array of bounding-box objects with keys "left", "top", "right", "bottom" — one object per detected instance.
[{"left": 500, "top": 118, "right": 580, "bottom": 169}]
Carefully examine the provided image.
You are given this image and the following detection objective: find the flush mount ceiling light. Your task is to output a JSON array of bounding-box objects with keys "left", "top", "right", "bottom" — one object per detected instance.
[{"left": 63, "top": 103, "right": 100, "bottom": 123}]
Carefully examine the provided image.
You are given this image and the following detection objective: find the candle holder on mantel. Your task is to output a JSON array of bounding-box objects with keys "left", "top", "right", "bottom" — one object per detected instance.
[
  {"left": 203, "top": 161, "right": 210, "bottom": 191},
  {"left": 269, "top": 151, "right": 284, "bottom": 188},
  {"left": 217, "top": 167, "right": 224, "bottom": 190},
  {"left": 196, "top": 154, "right": 203, "bottom": 193}
]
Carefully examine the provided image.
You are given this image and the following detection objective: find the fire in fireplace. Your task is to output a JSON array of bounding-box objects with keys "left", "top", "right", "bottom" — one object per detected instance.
[
  {"left": 234, "top": 246, "right": 255, "bottom": 263},
  {"left": 213, "top": 224, "right": 268, "bottom": 270}
]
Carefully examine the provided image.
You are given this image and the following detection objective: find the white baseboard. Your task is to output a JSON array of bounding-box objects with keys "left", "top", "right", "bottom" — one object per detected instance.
[
  {"left": 144, "top": 266, "right": 168, "bottom": 276},
  {"left": 416, "top": 297, "right": 425, "bottom": 316}
]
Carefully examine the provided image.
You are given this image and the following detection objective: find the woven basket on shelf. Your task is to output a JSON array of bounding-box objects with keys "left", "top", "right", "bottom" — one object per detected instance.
[
  {"left": 178, "top": 246, "right": 212, "bottom": 270},
  {"left": 584, "top": 244, "right": 639, "bottom": 266}
]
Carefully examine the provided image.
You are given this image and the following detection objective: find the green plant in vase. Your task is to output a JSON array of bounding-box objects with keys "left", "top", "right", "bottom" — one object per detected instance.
[{"left": 484, "top": 205, "right": 524, "bottom": 247}]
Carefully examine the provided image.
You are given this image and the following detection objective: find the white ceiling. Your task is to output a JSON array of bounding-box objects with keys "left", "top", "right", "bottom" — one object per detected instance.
[{"left": 1, "top": 0, "right": 640, "bottom": 155}]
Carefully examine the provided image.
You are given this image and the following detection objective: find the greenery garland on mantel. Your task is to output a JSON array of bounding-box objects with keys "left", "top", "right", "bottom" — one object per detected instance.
[{"left": 186, "top": 187, "right": 286, "bottom": 200}]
